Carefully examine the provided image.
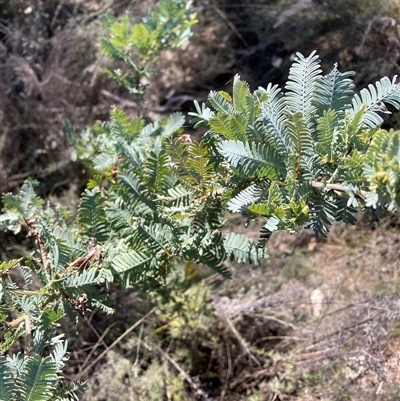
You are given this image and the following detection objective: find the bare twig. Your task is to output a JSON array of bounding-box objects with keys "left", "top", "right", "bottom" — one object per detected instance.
[
  {"left": 101, "top": 89, "right": 138, "bottom": 109},
  {"left": 254, "top": 313, "right": 298, "bottom": 330},
  {"left": 7, "top": 315, "right": 32, "bottom": 356},
  {"left": 219, "top": 336, "right": 232, "bottom": 401},
  {"left": 225, "top": 316, "right": 261, "bottom": 366},
  {"left": 212, "top": 5, "right": 249, "bottom": 47},
  {"left": 74, "top": 307, "right": 156, "bottom": 380},
  {"left": 327, "top": 166, "right": 340, "bottom": 184},
  {"left": 253, "top": 335, "right": 307, "bottom": 346},
  {"left": 311, "top": 181, "right": 369, "bottom": 199},
  {"left": 133, "top": 323, "right": 144, "bottom": 375},
  {"left": 157, "top": 345, "right": 210, "bottom": 400},
  {"left": 78, "top": 320, "right": 120, "bottom": 374}
]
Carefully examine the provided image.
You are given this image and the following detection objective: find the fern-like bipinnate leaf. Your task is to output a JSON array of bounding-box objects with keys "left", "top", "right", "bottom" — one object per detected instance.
[
  {"left": 144, "top": 150, "right": 170, "bottom": 194},
  {"left": 109, "top": 108, "right": 143, "bottom": 140},
  {"left": 365, "top": 128, "right": 391, "bottom": 163},
  {"left": 228, "top": 184, "right": 265, "bottom": 213},
  {"left": 62, "top": 268, "right": 111, "bottom": 289},
  {"left": 118, "top": 172, "right": 156, "bottom": 216},
  {"left": 189, "top": 100, "right": 214, "bottom": 129},
  {"left": 305, "top": 195, "right": 337, "bottom": 238},
  {"left": 224, "top": 233, "right": 265, "bottom": 265},
  {"left": 0, "top": 357, "right": 15, "bottom": 401},
  {"left": 232, "top": 74, "right": 252, "bottom": 115},
  {"left": 341, "top": 150, "right": 367, "bottom": 185},
  {"left": 218, "top": 140, "right": 284, "bottom": 179},
  {"left": 93, "top": 152, "right": 116, "bottom": 172},
  {"left": 208, "top": 91, "right": 235, "bottom": 115},
  {"left": 161, "top": 112, "right": 185, "bottom": 138},
  {"left": 208, "top": 88, "right": 249, "bottom": 142},
  {"left": 196, "top": 233, "right": 231, "bottom": 278},
  {"left": 285, "top": 112, "right": 314, "bottom": 176},
  {"left": 115, "top": 139, "right": 144, "bottom": 173},
  {"left": 78, "top": 189, "right": 109, "bottom": 243},
  {"left": 0, "top": 179, "right": 44, "bottom": 234},
  {"left": 209, "top": 112, "right": 236, "bottom": 140},
  {"left": 258, "top": 83, "right": 288, "bottom": 155},
  {"left": 362, "top": 130, "right": 400, "bottom": 210},
  {"left": 106, "top": 203, "right": 136, "bottom": 238},
  {"left": 186, "top": 142, "right": 215, "bottom": 190},
  {"left": 313, "top": 65, "right": 355, "bottom": 118},
  {"left": 162, "top": 185, "right": 190, "bottom": 208},
  {"left": 112, "top": 250, "right": 153, "bottom": 285},
  {"left": 316, "top": 109, "right": 339, "bottom": 163},
  {"left": 18, "top": 354, "right": 59, "bottom": 401},
  {"left": 52, "top": 227, "right": 86, "bottom": 263},
  {"left": 350, "top": 76, "right": 400, "bottom": 127},
  {"left": 285, "top": 51, "right": 322, "bottom": 129},
  {"left": 335, "top": 198, "right": 358, "bottom": 225},
  {"left": 134, "top": 223, "right": 173, "bottom": 255},
  {"left": 300, "top": 153, "right": 322, "bottom": 182}
]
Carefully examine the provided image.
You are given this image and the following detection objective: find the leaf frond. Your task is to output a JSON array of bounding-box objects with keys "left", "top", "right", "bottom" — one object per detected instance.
[
  {"left": 224, "top": 232, "right": 266, "bottom": 265},
  {"left": 285, "top": 51, "right": 322, "bottom": 129},
  {"left": 313, "top": 65, "right": 355, "bottom": 118},
  {"left": 258, "top": 83, "right": 288, "bottom": 155},
  {"left": 350, "top": 76, "right": 400, "bottom": 127},
  {"left": 78, "top": 189, "right": 109, "bottom": 243},
  {"left": 218, "top": 140, "right": 285, "bottom": 179}
]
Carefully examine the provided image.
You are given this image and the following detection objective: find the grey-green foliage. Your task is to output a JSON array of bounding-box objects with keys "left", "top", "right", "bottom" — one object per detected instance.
[
  {"left": 73, "top": 106, "right": 263, "bottom": 282},
  {"left": 2, "top": 44, "right": 400, "bottom": 401},
  {"left": 190, "top": 51, "right": 400, "bottom": 239},
  {"left": 99, "top": 0, "right": 197, "bottom": 98},
  {"left": 0, "top": 2, "right": 202, "bottom": 398},
  {"left": 0, "top": 339, "right": 84, "bottom": 401},
  {"left": 0, "top": 105, "right": 264, "bottom": 399}
]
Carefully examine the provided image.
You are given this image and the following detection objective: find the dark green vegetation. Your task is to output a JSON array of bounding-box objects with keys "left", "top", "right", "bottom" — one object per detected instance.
[{"left": 1, "top": 1, "right": 400, "bottom": 400}]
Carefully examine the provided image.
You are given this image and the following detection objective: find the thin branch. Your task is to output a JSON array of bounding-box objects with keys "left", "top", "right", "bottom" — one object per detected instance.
[
  {"left": 74, "top": 307, "right": 156, "bottom": 380},
  {"left": 225, "top": 316, "right": 261, "bottom": 366},
  {"left": 212, "top": 5, "right": 249, "bottom": 47},
  {"left": 327, "top": 166, "right": 340, "bottom": 184},
  {"left": 7, "top": 315, "right": 32, "bottom": 356},
  {"left": 311, "top": 181, "right": 369, "bottom": 199},
  {"left": 24, "top": 315, "right": 32, "bottom": 357},
  {"left": 219, "top": 336, "right": 232, "bottom": 401},
  {"left": 254, "top": 313, "right": 298, "bottom": 330},
  {"left": 78, "top": 320, "right": 120, "bottom": 374},
  {"left": 133, "top": 323, "right": 144, "bottom": 376},
  {"left": 157, "top": 345, "right": 210, "bottom": 400}
]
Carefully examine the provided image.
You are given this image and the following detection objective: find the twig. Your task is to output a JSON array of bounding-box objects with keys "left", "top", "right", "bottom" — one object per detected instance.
[
  {"left": 78, "top": 320, "right": 120, "bottom": 374},
  {"left": 212, "top": 5, "right": 249, "bottom": 47},
  {"left": 303, "top": 312, "right": 384, "bottom": 352},
  {"left": 327, "top": 166, "right": 340, "bottom": 184},
  {"left": 25, "top": 218, "right": 50, "bottom": 274},
  {"left": 219, "top": 336, "right": 232, "bottom": 401},
  {"left": 311, "top": 181, "right": 369, "bottom": 199},
  {"left": 376, "top": 381, "right": 384, "bottom": 395},
  {"left": 157, "top": 345, "right": 209, "bottom": 400},
  {"left": 225, "top": 316, "right": 261, "bottom": 366},
  {"left": 133, "top": 323, "right": 144, "bottom": 375},
  {"left": 356, "top": 20, "right": 373, "bottom": 56},
  {"left": 254, "top": 313, "right": 298, "bottom": 330},
  {"left": 74, "top": 307, "right": 156, "bottom": 380},
  {"left": 295, "top": 347, "right": 336, "bottom": 361},
  {"left": 101, "top": 89, "right": 138, "bottom": 108},
  {"left": 254, "top": 335, "right": 307, "bottom": 345},
  {"left": 7, "top": 315, "right": 32, "bottom": 356}
]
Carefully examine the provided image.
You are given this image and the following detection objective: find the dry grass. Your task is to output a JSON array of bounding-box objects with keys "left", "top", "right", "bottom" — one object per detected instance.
[{"left": 208, "top": 216, "right": 400, "bottom": 400}]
